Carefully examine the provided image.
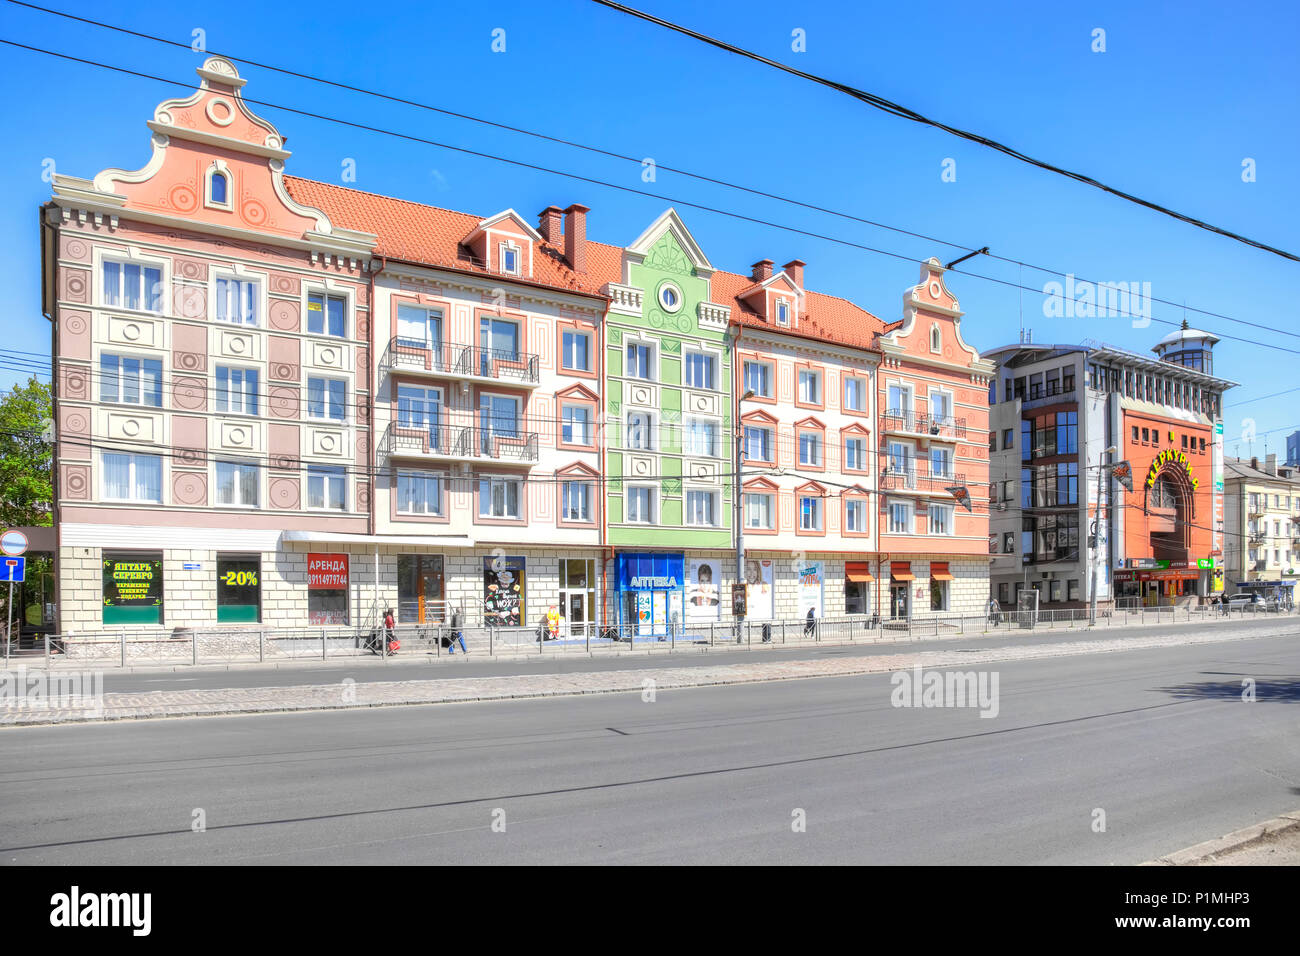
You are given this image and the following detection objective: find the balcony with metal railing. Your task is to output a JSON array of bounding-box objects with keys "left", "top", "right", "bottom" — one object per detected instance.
[
  {"left": 380, "top": 338, "right": 540, "bottom": 387},
  {"left": 881, "top": 408, "right": 967, "bottom": 440},
  {"left": 878, "top": 455, "right": 965, "bottom": 496},
  {"left": 381, "top": 421, "right": 539, "bottom": 464}
]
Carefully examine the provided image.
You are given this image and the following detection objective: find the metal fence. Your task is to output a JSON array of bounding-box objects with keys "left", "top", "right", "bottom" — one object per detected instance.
[{"left": 6, "top": 603, "right": 1295, "bottom": 669}]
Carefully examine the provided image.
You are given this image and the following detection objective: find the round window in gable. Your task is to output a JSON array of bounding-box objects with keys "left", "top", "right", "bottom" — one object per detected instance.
[{"left": 658, "top": 282, "right": 683, "bottom": 313}]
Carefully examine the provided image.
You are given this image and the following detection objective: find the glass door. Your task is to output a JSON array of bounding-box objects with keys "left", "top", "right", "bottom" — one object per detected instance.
[
  {"left": 479, "top": 316, "right": 520, "bottom": 375},
  {"left": 890, "top": 584, "right": 910, "bottom": 620},
  {"left": 398, "top": 305, "right": 444, "bottom": 368},
  {"left": 397, "top": 385, "right": 442, "bottom": 450},
  {"left": 479, "top": 394, "right": 520, "bottom": 456}
]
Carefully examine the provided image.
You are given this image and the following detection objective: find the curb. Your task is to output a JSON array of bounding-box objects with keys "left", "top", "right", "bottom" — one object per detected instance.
[{"left": 1142, "top": 810, "right": 1300, "bottom": 865}]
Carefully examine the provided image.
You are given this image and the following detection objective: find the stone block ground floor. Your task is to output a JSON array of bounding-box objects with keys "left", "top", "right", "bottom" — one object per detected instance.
[{"left": 54, "top": 525, "right": 989, "bottom": 634}]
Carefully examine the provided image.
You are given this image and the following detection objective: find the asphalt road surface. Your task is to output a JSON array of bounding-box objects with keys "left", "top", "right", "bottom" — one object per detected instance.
[{"left": 2, "top": 629, "right": 1298, "bottom": 864}]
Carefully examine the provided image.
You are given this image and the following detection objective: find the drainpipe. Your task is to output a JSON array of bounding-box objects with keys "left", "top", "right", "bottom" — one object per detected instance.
[{"left": 368, "top": 256, "right": 384, "bottom": 627}]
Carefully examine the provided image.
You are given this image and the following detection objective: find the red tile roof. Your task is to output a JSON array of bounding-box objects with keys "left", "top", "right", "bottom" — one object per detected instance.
[{"left": 285, "top": 176, "right": 886, "bottom": 349}]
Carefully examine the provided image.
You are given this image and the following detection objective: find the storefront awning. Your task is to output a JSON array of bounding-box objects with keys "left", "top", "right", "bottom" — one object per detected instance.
[
  {"left": 890, "top": 561, "right": 914, "bottom": 582},
  {"left": 846, "top": 562, "right": 874, "bottom": 583},
  {"left": 930, "top": 561, "right": 954, "bottom": 581}
]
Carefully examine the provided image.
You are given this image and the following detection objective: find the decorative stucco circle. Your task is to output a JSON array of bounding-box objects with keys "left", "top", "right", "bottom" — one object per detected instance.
[
  {"left": 122, "top": 324, "right": 141, "bottom": 342},
  {"left": 206, "top": 97, "right": 236, "bottom": 127},
  {"left": 229, "top": 337, "right": 247, "bottom": 354},
  {"left": 228, "top": 427, "right": 247, "bottom": 444},
  {"left": 320, "top": 435, "right": 337, "bottom": 453},
  {"left": 241, "top": 200, "right": 268, "bottom": 225},
  {"left": 121, "top": 420, "right": 140, "bottom": 438},
  {"left": 168, "top": 185, "right": 198, "bottom": 212},
  {"left": 929, "top": 280, "right": 942, "bottom": 299}
]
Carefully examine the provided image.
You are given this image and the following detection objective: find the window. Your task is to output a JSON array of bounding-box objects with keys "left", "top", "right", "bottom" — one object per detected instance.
[
  {"left": 658, "top": 283, "right": 682, "bottom": 312},
  {"left": 799, "top": 495, "right": 822, "bottom": 531},
  {"left": 100, "top": 354, "right": 162, "bottom": 407},
  {"left": 888, "top": 501, "right": 911, "bottom": 534},
  {"left": 397, "top": 304, "right": 443, "bottom": 352},
  {"left": 798, "top": 370, "right": 821, "bottom": 405},
  {"left": 216, "top": 366, "right": 259, "bottom": 416},
  {"left": 308, "top": 553, "right": 349, "bottom": 625},
  {"left": 1132, "top": 425, "right": 1139, "bottom": 443},
  {"left": 685, "top": 352, "right": 716, "bottom": 390},
  {"left": 745, "top": 426, "right": 773, "bottom": 462},
  {"left": 998, "top": 582, "right": 1010, "bottom": 605},
  {"left": 1068, "top": 579, "right": 1081, "bottom": 602},
  {"left": 562, "top": 481, "right": 592, "bottom": 522},
  {"left": 479, "top": 477, "right": 522, "bottom": 519},
  {"left": 930, "top": 325, "right": 941, "bottom": 352},
  {"left": 743, "top": 361, "right": 772, "bottom": 398},
  {"left": 397, "top": 471, "right": 442, "bottom": 515},
  {"left": 215, "top": 460, "right": 259, "bottom": 507},
  {"left": 845, "top": 437, "right": 866, "bottom": 470},
  {"left": 746, "top": 493, "right": 774, "bottom": 529},
  {"left": 844, "top": 377, "right": 866, "bottom": 412},
  {"left": 561, "top": 330, "right": 591, "bottom": 372},
  {"left": 216, "top": 556, "right": 260, "bottom": 623},
  {"left": 626, "top": 411, "right": 654, "bottom": 451},
  {"left": 102, "top": 551, "right": 164, "bottom": 625},
  {"left": 627, "top": 486, "right": 654, "bottom": 523},
  {"left": 887, "top": 441, "right": 912, "bottom": 481},
  {"left": 777, "top": 299, "right": 790, "bottom": 324},
  {"left": 307, "top": 377, "right": 346, "bottom": 421},
  {"left": 479, "top": 394, "right": 520, "bottom": 453},
  {"left": 685, "top": 419, "right": 718, "bottom": 458},
  {"left": 479, "top": 316, "right": 520, "bottom": 365},
  {"left": 307, "top": 466, "right": 346, "bottom": 511},
  {"left": 562, "top": 405, "right": 591, "bottom": 446},
  {"left": 887, "top": 382, "right": 911, "bottom": 416},
  {"left": 102, "top": 452, "right": 162, "bottom": 503},
  {"left": 685, "top": 490, "right": 718, "bottom": 526},
  {"left": 307, "top": 293, "right": 346, "bottom": 338},
  {"left": 500, "top": 242, "right": 520, "bottom": 275},
  {"left": 209, "top": 170, "right": 229, "bottom": 206},
  {"left": 929, "top": 503, "right": 953, "bottom": 535},
  {"left": 930, "top": 447, "right": 953, "bottom": 480},
  {"left": 397, "top": 385, "right": 441, "bottom": 435},
  {"left": 845, "top": 499, "right": 866, "bottom": 533},
  {"left": 215, "top": 276, "right": 258, "bottom": 325},
  {"left": 799, "top": 431, "right": 822, "bottom": 466},
  {"left": 626, "top": 341, "right": 654, "bottom": 380},
  {"left": 1002, "top": 428, "right": 1013, "bottom": 450},
  {"left": 929, "top": 390, "right": 952, "bottom": 424},
  {"left": 930, "top": 578, "right": 948, "bottom": 611},
  {"left": 1003, "top": 532, "right": 1014, "bottom": 553},
  {"left": 102, "top": 260, "right": 162, "bottom": 313}
]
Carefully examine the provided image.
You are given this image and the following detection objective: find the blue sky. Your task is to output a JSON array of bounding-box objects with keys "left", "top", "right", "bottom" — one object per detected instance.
[{"left": 2, "top": 0, "right": 1297, "bottom": 456}]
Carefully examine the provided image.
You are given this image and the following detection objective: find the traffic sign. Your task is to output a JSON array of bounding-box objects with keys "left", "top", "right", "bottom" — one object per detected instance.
[
  {"left": 1, "top": 530, "right": 28, "bottom": 556},
  {"left": 1, "top": 557, "right": 25, "bottom": 583}
]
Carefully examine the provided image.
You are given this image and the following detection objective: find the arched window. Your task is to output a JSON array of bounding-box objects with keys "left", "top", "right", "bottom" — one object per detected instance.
[
  {"left": 207, "top": 163, "right": 232, "bottom": 209},
  {"left": 930, "top": 325, "right": 941, "bottom": 352},
  {"left": 211, "top": 171, "right": 227, "bottom": 204}
]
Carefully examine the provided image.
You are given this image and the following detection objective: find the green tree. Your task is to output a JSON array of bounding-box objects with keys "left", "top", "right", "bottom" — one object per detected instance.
[{"left": 0, "top": 376, "right": 53, "bottom": 527}]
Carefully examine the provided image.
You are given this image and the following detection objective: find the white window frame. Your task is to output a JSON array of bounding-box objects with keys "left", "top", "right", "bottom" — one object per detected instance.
[
  {"left": 100, "top": 451, "right": 163, "bottom": 504},
  {"left": 562, "top": 480, "right": 592, "bottom": 522},
  {"left": 798, "top": 369, "right": 821, "bottom": 405},
  {"left": 843, "top": 375, "right": 867, "bottom": 412},
  {"left": 478, "top": 475, "right": 522, "bottom": 519},
  {"left": 657, "top": 282, "right": 683, "bottom": 313},
  {"left": 743, "top": 360, "right": 773, "bottom": 398},
  {"left": 99, "top": 352, "right": 163, "bottom": 407},
  {"left": 684, "top": 417, "right": 719, "bottom": 458},
  {"left": 845, "top": 436, "right": 866, "bottom": 471},
  {"left": 215, "top": 458, "right": 260, "bottom": 508},
  {"left": 886, "top": 381, "right": 914, "bottom": 417},
  {"left": 561, "top": 404, "right": 592, "bottom": 446},
  {"left": 798, "top": 430, "right": 822, "bottom": 467},
  {"left": 799, "top": 495, "right": 822, "bottom": 531},
  {"left": 684, "top": 349, "right": 718, "bottom": 391},
  {"left": 205, "top": 160, "right": 233, "bottom": 210},
  {"left": 745, "top": 492, "right": 775, "bottom": 530},
  {"left": 499, "top": 240, "right": 521, "bottom": 276},
  {"left": 626, "top": 485, "right": 655, "bottom": 524},
  {"left": 215, "top": 364, "right": 260, "bottom": 416},
  {"left": 625, "top": 338, "right": 657, "bottom": 382},
  {"left": 845, "top": 498, "right": 867, "bottom": 533},
  {"left": 777, "top": 299, "right": 790, "bottom": 325},
  {"left": 396, "top": 470, "right": 444, "bottom": 516},
  {"left": 929, "top": 503, "right": 954, "bottom": 536},
  {"left": 306, "top": 289, "right": 349, "bottom": 339},
  {"left": 928, "top": 387, "right": 954, "bottom": 425},
  {"left": 307, "top": 376, "right": 348, "bottom": 422},
  {"left": 212, "top": 269, "right": 263, "bottom": 327},
  {"left": 930, "top": 445, "right": 954, "bottom": 480},
  {"left": 887, "top": 498, "right": 913, "bottom": 534},
  {"left": 561, "top": 328, "right": 593, "bottom": 372},
  {"left": 626, "top": 410, "right": 655, "bottom": 451},
  {"left": 930, "top": 324, "right": 941, "bottom": 353},
  {"left": 99, "top": 252, "right": 166, "bottom": 314},
  {"left": 685, "top": 488, "right": 720, "bottom": 527},
  {"left": 307, "top": 465, "right": 347, "bottom": 511},
  {"left": 744, "top": 425, "right": 773, "bottom": 462}
]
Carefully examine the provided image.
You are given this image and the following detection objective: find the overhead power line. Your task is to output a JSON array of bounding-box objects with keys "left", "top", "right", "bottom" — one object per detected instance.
[
  {"left": 590, "top": 0, "right": 1300, "bottom": 264},
  {"left": 6, "top": 38, "right": 1300, "bottom": 362},
  {"left": 2, "top": 0, "right": 1290, "bottom": 341}
]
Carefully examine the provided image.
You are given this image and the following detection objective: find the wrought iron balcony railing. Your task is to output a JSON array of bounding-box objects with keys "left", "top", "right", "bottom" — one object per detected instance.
[
  {"left": 381, "top": 338, "right": 540, "bottom": 386},
  {"left": 381, "top": 422, "right": 539, "bottom": 464}
]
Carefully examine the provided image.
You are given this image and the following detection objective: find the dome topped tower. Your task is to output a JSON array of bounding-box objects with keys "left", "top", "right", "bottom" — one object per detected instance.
[{"left": 1152, "top": 319, "right": 1219, "bottom": 374}]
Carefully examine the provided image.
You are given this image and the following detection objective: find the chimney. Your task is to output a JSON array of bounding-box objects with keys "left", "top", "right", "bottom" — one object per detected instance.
[
  {"left": 1251, "top": 456, "right": 1259, "bottom": 471},
  {"left": 538, "top": 206, "right": 563, "bottom": 245},
  {"left": 751, "top": 259, "right": 774, "bottom": 282},
  {"left": 563, "top": 204, "right": 588, "bottom": 274},
  {"left": 1266, "top": 453, "right": 1277, "bottom": 475},
  {"left": 783, "top": 259, "right": 806, "bottom": 288}
]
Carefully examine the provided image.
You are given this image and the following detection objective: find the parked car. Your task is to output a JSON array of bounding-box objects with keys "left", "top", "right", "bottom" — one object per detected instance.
[{"left": 1225, "top": 593, "right": 1259, "bottom": 610}]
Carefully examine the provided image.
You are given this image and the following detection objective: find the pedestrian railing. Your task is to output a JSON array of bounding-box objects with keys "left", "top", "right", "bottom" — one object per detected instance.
[{"left": 9, "top": 604, "right": 1296, "bottom": 669}]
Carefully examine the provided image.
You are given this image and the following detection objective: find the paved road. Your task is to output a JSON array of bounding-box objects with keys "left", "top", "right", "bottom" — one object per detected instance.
[
  {"left": 39, "top": 616, "right": 1300, "bottom": 694},
  {"left": 2, "top": 631, "right": 1298, "bottom": 864}
]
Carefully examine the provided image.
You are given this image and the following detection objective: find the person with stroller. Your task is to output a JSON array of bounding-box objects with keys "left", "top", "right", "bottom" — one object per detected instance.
[{"left": 447, "top": 606, "right": 467, "bottom": 655}]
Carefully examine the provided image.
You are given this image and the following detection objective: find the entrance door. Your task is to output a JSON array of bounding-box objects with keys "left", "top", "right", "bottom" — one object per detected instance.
[
  {"left": 890, "top": 584, "right": 910, "bottom": 619},
  {"left": 420, "top": 563, "right": 445, "bottom": 623}
]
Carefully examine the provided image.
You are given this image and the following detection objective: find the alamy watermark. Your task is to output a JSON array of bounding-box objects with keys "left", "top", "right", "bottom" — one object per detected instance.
[
  {"left": 890, "top": 665, "right": 1000, "bottom": 718},
  {"left": 1, "top": 666, "right": 105, "bottom": 717},
  {"left": 1042, "top": 274, "right": 1152, "bottom": 327}
]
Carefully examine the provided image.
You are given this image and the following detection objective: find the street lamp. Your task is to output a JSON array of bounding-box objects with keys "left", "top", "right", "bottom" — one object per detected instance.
[{"left": 1089, "top": 444, "right": 1119, "bottom": 626}]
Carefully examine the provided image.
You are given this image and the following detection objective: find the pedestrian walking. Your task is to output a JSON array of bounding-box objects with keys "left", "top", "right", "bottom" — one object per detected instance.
[
  {"left": 383, "top": 608, "right": 398, "bottom": 655},
  {"left": 448, "top": 606, "right": 467, "bottom": 655},
  {"left": 804, "top": 607, "right": 816, "bottom": 638}
]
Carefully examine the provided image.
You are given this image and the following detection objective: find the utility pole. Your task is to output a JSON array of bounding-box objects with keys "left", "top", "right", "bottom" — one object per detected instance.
[
  {"left": 734, "top": 385, "right": 754, "bottom": 644},
  {"left": 1090, "top": 445, "right": 1118, "bottom": 625}
]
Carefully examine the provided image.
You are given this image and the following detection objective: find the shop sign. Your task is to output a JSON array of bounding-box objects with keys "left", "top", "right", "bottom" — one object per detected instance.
[
  {"left": 308, "top": 553, "right": 348, "bottom": 589},
  {"left": 1146, "top": 449, "right": 1198, "bottom": 490}
]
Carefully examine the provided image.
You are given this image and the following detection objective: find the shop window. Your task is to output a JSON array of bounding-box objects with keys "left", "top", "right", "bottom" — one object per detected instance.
[
  {"left": 930, "top": 578, "right": 948, "bottom": 611},
  {"left": 217, "top": 556, "right": 261, "bottom": 623},
  {"left": 102, "top": 552, "right": 163, "bottom": 625},
  {"left": 483, "top": 556, "right": 525, "bottom": 627},
  {"left": 307, "top": 553, "right": 348, "bottom": 625}
]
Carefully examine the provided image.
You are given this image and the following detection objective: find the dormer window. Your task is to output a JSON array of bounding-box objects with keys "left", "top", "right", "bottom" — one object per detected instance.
[
  {"left": 777, "top": 300, "right": 790, "bottom": 325},
  {"left": 205, "top": 161, "right": 233, "bottom": 210},
  {"left": 500, "top": 242, "right": 520, "bottom": 276}
]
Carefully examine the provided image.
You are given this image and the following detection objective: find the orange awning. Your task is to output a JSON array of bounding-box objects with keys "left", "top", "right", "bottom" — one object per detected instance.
[
  {"left": 930, "top": 561, "right": 954, "bottom": 581},
  {"left": 846, "top": 562, "right": 874, "bottom": 583},
  {"left": 890, "top": 561, "right": 914, "bottom": 582}
]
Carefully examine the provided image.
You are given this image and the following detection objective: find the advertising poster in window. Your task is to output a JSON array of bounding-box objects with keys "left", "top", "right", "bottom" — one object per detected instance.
[
  {"left": 217, "top": 557, "right": 260, "bottom": 623},
  {"left": 307, "top": 552, "right": 349, "bottom": 625},
  {"left": 483, "top": 555, "right": 525, "bottom": 627},
  {"left": 686, "top": 558, "right": 721, "bottom": 622},
  {"left": 745, "top": 558, "right": 774, "bottom": 621},
  {"left": 102, "top": 554, "right": 163, "bottom": 625},
  {"left": 797, "top": 561, "right": 824, "bottom": 620}
]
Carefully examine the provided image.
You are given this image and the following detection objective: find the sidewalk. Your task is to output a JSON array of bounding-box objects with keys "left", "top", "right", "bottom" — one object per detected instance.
[{"left": 2, "top": 616, "right": 1294, "bottom": 727}]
